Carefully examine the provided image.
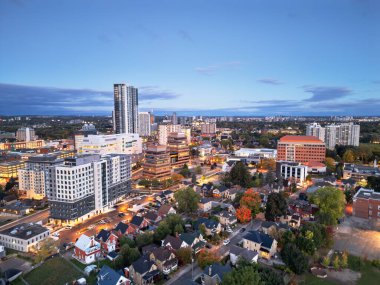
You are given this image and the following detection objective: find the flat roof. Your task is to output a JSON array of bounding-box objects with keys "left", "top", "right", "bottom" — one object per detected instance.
[
  {"left": 279, "top": 135, "right": 324, "bottom": 143},
  {"left": 0, "top": 223, "right": 49, "bottom": 240},
  {"left": 354, "top": 188, "right": 380, "bottom": 201}
]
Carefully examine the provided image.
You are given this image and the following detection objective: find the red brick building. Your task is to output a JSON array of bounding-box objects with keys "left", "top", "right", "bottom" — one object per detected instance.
[
  {"left": 353, "top": 188, "right": 380, "bottom": 220},
  {"left": 277, "top": 135, "right": 325, "bottom": 163},
  {"left": 74, "top": 234, "right": 101, "bottom": 264},
  {"left": 95, "top": 229, "right": 119, "bottom": 254}
]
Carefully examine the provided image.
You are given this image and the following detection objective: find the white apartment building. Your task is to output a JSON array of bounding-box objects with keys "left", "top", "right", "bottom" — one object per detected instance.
[
  {"left": 201, "top": 123, "right": 217, "bottom": 134},
  {"left": 0, "top": 223, "right": 50, "bottom": 252},
  {"left": 306, "top": 123, "right": 325, "bottom": 142},
  {"left": 113, "top": 84, "right": 138, "bottom": 134},
  {"left": 138, "top": 112, "right": 152, "bottom": 137},
  {"left": 47, "top": 154, "right": 131, "bottom": 225},
  {"left": 276, "top": 161, "right": 308, "bottom": 183},
  {"left": 75, "top": 133, "right": 142, "bottom": 155},
  {"left": 158, "top": 124, "right": 182, "bottom": 145},
  {"left": 16, "top": 127, "right": 36, "bottom": 142},
  {"left": 325, "top": 123, "right": 360, "bottom": 150}
]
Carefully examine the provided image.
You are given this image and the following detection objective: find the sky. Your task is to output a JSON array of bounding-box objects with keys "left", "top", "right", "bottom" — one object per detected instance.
[{"left": 0, "top": 0, "right": 379, "bottom": 116}]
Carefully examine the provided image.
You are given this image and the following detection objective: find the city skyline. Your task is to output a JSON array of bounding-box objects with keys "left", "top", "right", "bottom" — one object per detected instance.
[{"left": 0, "top": 0, "right": 379, "bottom": 116}]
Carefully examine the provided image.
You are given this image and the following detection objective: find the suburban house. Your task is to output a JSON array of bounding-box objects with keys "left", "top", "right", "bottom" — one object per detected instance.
[
  {"left": 144, "top": 212, "right": 162, "bottom": 225},
  {"left": 223, "top": 187, "right": 241, "bottom": 201},
  {"left": 212, "top": 185, "right": 228, "bottom": 198},
  {"left": 229, "top": 245, "right": 258, "bottom": 266},
  {"left": 222, "top": 161, "right": 236, "bottom": 173},
  {"left": 157, "top": 204, "right": 176, "bottom": 217},
  {"left": 162, "top": 235, "right": 188, "bottom": 251},
  {"left": 97, "top": 265, "right": 130, "bottom": 285},
  {"left": 179, "top": 232, "right": 206, "bottom": 253},
  {"left": 129, "top": 256, "right": 160, "bottom": 285},
  {"left": 114, "top": 222, "right": 135, "bottom": 237},
  {"left": 198, "top": 198, "right": 214, "bottom": 213},
  {"left": 95, "top": 229, "right": 118, "bottom": 254},
  {"left": 216, "top": 211, "right": 237, "bottom": 226},
  {"left": 242, "top": 230, "right": 277, "bottom": 259},
  {"left": 201, "top": 263, "right": 232, "bottom": 285},
  {"left": 149, "top": 247, "right": 178, "bottom": 275},
  {"left": 74, "top": 234, "right": 101, "bottom": 264},
  {"left": 130, "top": 216, "right": 150, "bottom": 232},
  {"left": 194, "top": 218, "right": 222, "bottom": 236},
  {"left": 201, "top": 184, "right": 214, "bottom": 197}
]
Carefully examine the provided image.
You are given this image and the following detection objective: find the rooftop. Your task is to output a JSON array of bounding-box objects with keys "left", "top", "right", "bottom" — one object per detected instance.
[
  {"left": 0, "top": 223, "right": 49, "bottom": 240},
  {"left": 279, "top": 135, "right": 324, "bottom": 143},
  {"left": 354, "top": 188, "right": 380, "bottom": 201}
]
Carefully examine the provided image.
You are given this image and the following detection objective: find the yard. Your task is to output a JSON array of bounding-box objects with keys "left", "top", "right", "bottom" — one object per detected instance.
[{"left": 23, "top": 257, "right": 82, "bottom": 285}]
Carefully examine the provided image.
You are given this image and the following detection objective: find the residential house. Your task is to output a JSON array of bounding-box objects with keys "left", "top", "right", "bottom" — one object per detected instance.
[
  {"left": 216, "top": 211, "right": 237, "bottom": 226},
  {"left": 144, "top": 212, "right": 162, "bottom": 225},
  {"left": 130, "top": 216, "right": 150, "bottom": 233},
  {"left": 212, "top": 185, "right": 228, "bottom": 198},
  {"left": 201, "top": 263, "right": 232, "bottom": 285},
  {"left": 179, "top": 232, "right": 206, "bottom": 253},
  {"left": 229, "top": 245, "right": 258, "bottom": 266},
  {"left": 96, "top": 229, "right": 118, "bottom": 254},
  {"left": 201, "top": 184, "right": 214, "bottom": 197},
  {"left": 114, "top": 222, "right": 135, "bottom": 237},
  {"left": 242, "top": 230, "right": 277, "bottom": 259},
  {"left": 157, "top": 204, "right": 176, "bottom": 217},
  {"left": 162, "top": 235, "right": 188, "bottom": 251},
  {"left": 222, "top": 187, "right": 241, "bottom": 201},
  {"left": 222, "top": 161, "right": 236, "bottom": 173},
  {"left": 149, "top": 247, "right": 178, "bottom": 275},
  {"left": 129, "top": 256, "right": 160, "bottom": 285},
  {"left": 198, "top": 198, "right": 214, "bottom": 213},
  {"left": 74, "top": 234, "right": 101, "bottom": 264},
  {"left": 194, "top": 218, "right": 222, "bottom": 236},
  {"left": 97, "top": 265, "right": 130, "bottom": 285}
]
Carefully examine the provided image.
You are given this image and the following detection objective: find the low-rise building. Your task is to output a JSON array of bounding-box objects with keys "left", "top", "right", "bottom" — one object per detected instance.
[
  {"left": 74, "top": 234, "right": 101, "bottom": 264},
  {"left": 216, "top": 211, "right": 237, "bottom": 226},
  {"left": 149, "top": 247, "right": 178, "bottom": 275},
  {"left": 242, "top": 230, "right": 277, "bottom": 259},
  {"left": 129, "top": 256, "right": 160, "bottom": 285},
  {"left": 0, "top": 223, "right": 50, "bottom": 252},
  {"left": 96, "top": 229, "right": 118, "bottom": 254},
  {"left": 276, "top": 161, "right": 308, "bottom": 183},
  {"left": 353, "top": 188, "right": 380, "bottom": 220},
  {"left": 201, "top": 263, "right": 231, "bottom": 285},
  {"left": 97, "top": 265, "right": 130, "bottom": 285},
  {"left": 229, "top": 245, "right": 258, "bottom": 265}
]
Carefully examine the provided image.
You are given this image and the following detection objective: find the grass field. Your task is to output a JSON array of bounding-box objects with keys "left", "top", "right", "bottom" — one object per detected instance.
[
  {"left": 24, "top": 257, "right": 82, "bottom": 285},
  {"left": 299, "top": 273, "right": 338, "bottom": 285}
]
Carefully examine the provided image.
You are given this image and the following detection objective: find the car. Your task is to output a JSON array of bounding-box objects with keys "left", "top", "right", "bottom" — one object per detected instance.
[
  {"left": 240, "top": 228, "right": 246, "bottom": 233},
  {"left": 223, "top": 239, "right": 230, "bottom": 245},
  {"left": 226, "top": 228, "right": 233, "bottom": 233},
  {"left": 65, "top": 225, "right": 72, "bottom": 230},
  {"left": 53, "top": 232, "right": 60, "bottom": 237}
]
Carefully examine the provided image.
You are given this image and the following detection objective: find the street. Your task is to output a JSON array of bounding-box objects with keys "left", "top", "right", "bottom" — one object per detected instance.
[{"left": 0, "top": 209, "right": 50, "bottom": 231}]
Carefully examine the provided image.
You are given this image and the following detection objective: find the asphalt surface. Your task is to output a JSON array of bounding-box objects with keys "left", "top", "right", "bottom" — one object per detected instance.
[{"left": 0, "top": 209, "right": 50, "bottom": 231}]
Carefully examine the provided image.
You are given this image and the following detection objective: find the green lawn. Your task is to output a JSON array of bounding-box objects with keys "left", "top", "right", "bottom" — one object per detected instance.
[
  {"left": 356, "top": 262, "right": 380, "bottom": 285},
  {"left": 299, "top": 273, "right": 338, "bottom": 285},
  {"left": 10, "top": 278, "right": 25, "bottom": 285},
  {"left": 24, "top": 257, "right": 82, "bottom": 285}
]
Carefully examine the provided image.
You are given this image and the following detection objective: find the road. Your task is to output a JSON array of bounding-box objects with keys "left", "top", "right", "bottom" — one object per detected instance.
[
  {"left": 0, "top": 209, "right": 50, "bottom": 231},
  {"left": 167, "top": 219, "right": 262, "bottom": 284}
]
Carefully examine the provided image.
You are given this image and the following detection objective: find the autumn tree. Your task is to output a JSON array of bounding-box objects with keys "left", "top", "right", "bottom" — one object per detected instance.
[
  {"left": 197, "top": 249, "right": 219, "bottom": 269},
  {"left": 176, "top": 247, "right": 192, "bottom": 265},
  {"left": 172, "top": 173, "right": 184, "bottom": 183},
  {"left": 33, "top": 238, "right": 59, "bottom": 263},
  {"left": 325, "top": 157, "right": 336, "bottom": 173},
  {"left": 236, "top": 206, "right": 252, "bottom": 223},
  {"left": 240, "top": 189, "right": 261, "bottom": 217},
  {"left": 342, "top": 149, "right": 355, "bottom": 163}
]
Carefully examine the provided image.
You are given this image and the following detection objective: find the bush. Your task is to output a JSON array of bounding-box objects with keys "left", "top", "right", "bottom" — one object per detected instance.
[
  {"left": 348, "top": 255, "right": 364, "bottom": 271},
  {"left": 371, "top": 259, "right": 380, "bottom": 268}
]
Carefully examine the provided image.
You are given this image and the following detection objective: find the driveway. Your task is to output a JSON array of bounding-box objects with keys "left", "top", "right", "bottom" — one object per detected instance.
[
  {"left": 0, "top": 256, "right": 33, "bottom": 272},
  {"left": 334, "top": 216, "right": 380, "bottom": 260}
]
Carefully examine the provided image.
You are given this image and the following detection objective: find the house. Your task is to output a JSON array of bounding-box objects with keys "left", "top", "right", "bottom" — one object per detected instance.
[
  {"left": 129, "top": 256, "right": 160, "bottom": 285},
  {"left": 194, "top": 218, "right": 222, "bottom": 236},
  {"left": 222, "top": 187, "right": 241, "bottom": 201},
  {"left": 130, "top": 216, "right": 150, "bottom": 232},
  {"left": 201, "top": 263, "right": 232, "bottom": 285},
  {"left": 141, "top": 244, "right": 158, "bottom": 255},
  {"left": 242, "top": 230, "right": 277, "bottom": 259},
  {"left": 222, "top": 161, "right": 236, "bottom": 173},
  {"left": 97, "top": 265, "right": 130, "bottom": 285},
  {"left": 288, "top": 214, "right": 301, "bottom": 228},
  {"left": 179, "top": 232, "right": 206, "bottom": 253},
  {"left": 74, "top": 234, "right": 101, "bottom": 264},
  {"left": 198, "top": 198, "right": 214, "bottom": 213},
  {"left": 157, "top": 204, "right": 176, "bottom": 217},
  {"left": 229, "top": 245, "right": 258, "bottom": 265},
  {"left": 211, "top": 185, "right": 228, "bottom": 198},
  {"left": 216, "top": 211, "right": 237, "bottom": 226},
  {"left": 96, "top": 229, "right": 118, "bottom": 254},
  {"left": 114, "top": 222, "right": 135, "bottom": 237},
  {"left": 260, "top": 221, "right": 278, "bottom": 235},
  {"left": 201, "top": 184, "right": 214, "bottom": 197},
  {"left": 144, "top": 212, "right": 162, "bottom": 225},
  {"left": 162, "top": 190, "right": 175, "bottom": 201},
  {"left": 162, "top": 235, "right": 188, "bottom": 251},
  {"left": 149, "top": 247, "right": 178, "bottom": 275},
  {"left": 107, "top": 251, "right": 119, "bottom": 261}
]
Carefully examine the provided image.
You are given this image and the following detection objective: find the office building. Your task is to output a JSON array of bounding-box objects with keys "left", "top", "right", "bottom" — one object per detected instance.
[
  {"left": 353, "top": 188, "right": 380, "bottom": 220},
  {"left": 201, "top": 123, "right": 217, "bottom": 135},
  {"left": 181, "top": 127, "right": 192, "bottom": 145},
  {"left": 171, "top": 112, "right": 178, "bottom": 125},
  {"left": 168, "top": 132, "right": 190, "bottom": 168},
  {"left": 325, "top": 123, "right": 360, "bottom": 150},
  {"left": 47, "top": 154, "right": 131, "bottom": 225},
  {"left": 142, "top": 144, "right": 171, "bottom": 181},
  {"left": 158, "top": 124, "right": 182, "bottom": 145},
  {"left": 0, "top": 140, "right": 44, "bottom": 151},
  {"left": 138, "top": 112, "right": 152, "bottom": 137},
  {"left": 276, "top": 161, "right": 308, "bottom": 183},
  {"left": 306, "top": 123, "right": 325, "bottom": 142},
  {"left": 16, "top": 127, "right": 36, "bottom": 142},
  {"left": 277, "top": 136, "right": 325, "bottom": 163},
  {"left": 0, "top": 223, "right": 50, "bottom": 252},
  {"left": 75, "top": 133, "right": 142, "bottom": 155},
  {"left": 113, "top": 84, "right": 138, "bottom": 134},
  {"left": 18, "top": 154, "right": 64, "bottom": 199},
  {"left": 0, "top": 161, "right": 25, "bottom": 183}
]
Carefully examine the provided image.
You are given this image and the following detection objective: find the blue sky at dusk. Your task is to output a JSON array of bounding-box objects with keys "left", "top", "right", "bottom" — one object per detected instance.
[{"left": 0, "top": 0, "right": 379, "bottom": 116}]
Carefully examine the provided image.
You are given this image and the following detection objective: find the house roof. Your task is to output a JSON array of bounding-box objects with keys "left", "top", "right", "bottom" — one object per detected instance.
[
  {"left": 163, "top": 235, "right": 184, "bottom": 250},
  {"left": 107, "top": 251, "right": 119, "bottom": 259},
  {"left": 130, "top": 216, "right": 145, "bottom": 227},
  {"left": 179, "top": 232, "right": 200, "bottom": 246},
  {"left": 158, "top": 204, "right": 174, "bottom": 216},
  {"left": 230, "top": 245, "right": 258, "bottom": 261},
  {"left": 261, "top": 221, "right": 277, "bottom": 229},
  {"left": 203, "top": 263, "right": 232, "bottom": 279},
  {"left": 195, "top": 217, "right": 219, "bottom": 230},
  {"left": 243, "top": 230, "right": 275, "bottom": 249},
  {"left": 97, "top": 265, "right": 126, "bottom": 285},
  {"left": 96, "top": 229, "right": 111, "bottom": 242},
  {"left": 114, "top": 222, "right": 129, "bottom": 234},
  {"left": 132, "top": 256, "right": 155, "bottom": 274},
  {"left": 217, "top": 211, "right": 236, "bottom": 221},
  {"left": 151, "top": 247, "right": 173, "bottom": 262},
  {"left": 144, "top": 211, "right": 159, "bottom": 222},
  {"left": 75, "top": 234, "right": 99, "bottom": 252}
]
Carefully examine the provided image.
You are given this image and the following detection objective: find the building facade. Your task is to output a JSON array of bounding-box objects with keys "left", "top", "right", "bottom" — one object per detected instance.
[
  {"left": 158, "top": 124, "right": 182, "bottom": 145},
  {"left": 142, "top": 144, "right": 172, "bottom": 181},
  {"left": 276, "top": 161, "right": 308, "bottom": 183},
  {"left": 352, "top": 188, "right": 380, "bottom": 220},
  {"left": 113, "top": 84, "right": 138, "bottom": 134},
  {"left": 306, "top": 123, "right": 325, "bottom": 142},
  {"left": 325, "top": 123, "right": 360, "bottom": 150},
  {"left": 201, "top": 123, "right": 217, "bottom": 135},
  {"left": 16, "top": 127, "right": 36, "bottom": 142},
  {"left": 277, "top": 136, "right": 326, "bottom": 163},
  {"left": 167, "top": 132, "right": 190, "bottom": 168},
  {"left": 138, "top": 112, "right": 152, "bottom": 137}
]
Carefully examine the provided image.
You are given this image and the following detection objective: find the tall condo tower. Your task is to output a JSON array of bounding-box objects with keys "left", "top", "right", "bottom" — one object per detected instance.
[{"left": 113, "top": 84, "right": 138, "bottom": 134}]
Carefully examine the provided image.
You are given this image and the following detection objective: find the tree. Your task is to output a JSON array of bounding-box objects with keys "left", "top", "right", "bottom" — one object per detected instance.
[
  {"left": 340, "top": 251, "right": 348, "bottom": 268},
  {"left": 281, "top": 243, "right": 308, "bottom": 274},
  {"left": 332, "top": 255, "right": 340, "bottom": 270},
  {"left": 335, "top": 163, "right": 344, "bottom": 180},
  {"left": 174, "top": 187, "right": 200, "bottom": 214},
  {"left": 367, "top": 176, "right": 380, "bottom": 192},
  {"left": 119, "top": 236, "right": 135, "bottom": 248},
  {"left": 176, "top": 247, "right": 192, "bottom": 265},
  {"left": 322, "top": 256, "right": 330, "bottom": 267},
  {"left": 5, "top": 177, "right": 16, "bottom": 191},
  {"left": 229, "top": 162, "right": 252, "bottom": 187},
  {"left": 240, "top": 189, "right": 261, "bottom": 217},
  {"left": 265, "top": 171, "right": 275, "bottom": 186},
  {"left": 342, "top": 149, "right": 355, "bottom": 163},
  {"left": 154, "top": 221, "right": 171, "bottom": 241},
  {"left": 197, "top": 249, "right": 219, "bottom": 269},
  {"left": 191, "top": 173, "right": 197, "bottom": 184},
  {"left": 195, "top": 166, "right": 203, "bottom": 175},
  {"left": 265, "top": 193, "right": 287, "bottom": 221},
  {"left": 222, "top": 265, "right": 262, "bottom": 285},
  {"left": 259, "top": 267, "right": 284, "bottom": 285},
  {"left": 116, "top": 244, "right": 141, "bottom": 268},
  {"left": 258, "top": 159, "right": 276, "bottom": 171},
  {"left": 236, "top": 206, "right": 252, "bottom": 223},
  {"left": 179, "top": 164, "right": 191, "bottom": 178},
  {"left": 151, "top": 178, "right": 160, "bottom": 188},
  {"left": 325, "top": 157, "right": 336, "bottom": 173},
  {"left": 33, "top": 238, "right": 59, "bottom": 263},
  {"left": 309, "top": 186, "right": 345, "bottom": 225},
  {"left": 172, "top": 173, "right": 184, "bottom": 183},
  {"left": 135, "top": 232, "right": 153, "bottom": 248}
]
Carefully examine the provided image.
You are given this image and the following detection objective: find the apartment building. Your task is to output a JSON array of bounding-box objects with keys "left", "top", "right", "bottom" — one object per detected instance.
[
  {"left": 201, "top": 123, "right": 217, "bottom": 135},
  {"left": 142, "top": 144, "right": 172, "bottom": 181},
  {"left": 158, "top": 124, "right": 182, "bottom": 145},
  {"left": 276, "top": 161, "right": 308, "bottom": 183},
  {"left": 353, "top": 188, "right": 380, "bottom": 220},
  {"left": 16, "top": 127, "right": 36, "bottom": 142},
  {"left": 306, "top": 123, "right": 325, "bottom": 142},
  {"left": 167, "top": 132, "right": 190, "bottom": 168}
]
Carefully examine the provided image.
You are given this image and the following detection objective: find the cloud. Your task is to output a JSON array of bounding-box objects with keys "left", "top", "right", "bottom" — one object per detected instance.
[
  {"left": 0, "top": 83, "right": 179, "bottom": 115},
  {"left": 194, "top": 61, "right": 241, "bottom": 75},
  {"left": 303, "top": 86, "right": 351, "bottom": 101},
  {"left": 257, "top": 78, "right": 282, "bottom": 85},
  {"left": 178, "top": 29, "right": 193, "bottom": 42}
]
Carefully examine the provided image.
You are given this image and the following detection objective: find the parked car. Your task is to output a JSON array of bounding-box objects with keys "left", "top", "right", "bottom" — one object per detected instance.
[
  {"left": 240, "top": 228, "right": 246, "bottom": 233},
  {"left": 223, "top": 239, "right": 230, "bottom": 245}
]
